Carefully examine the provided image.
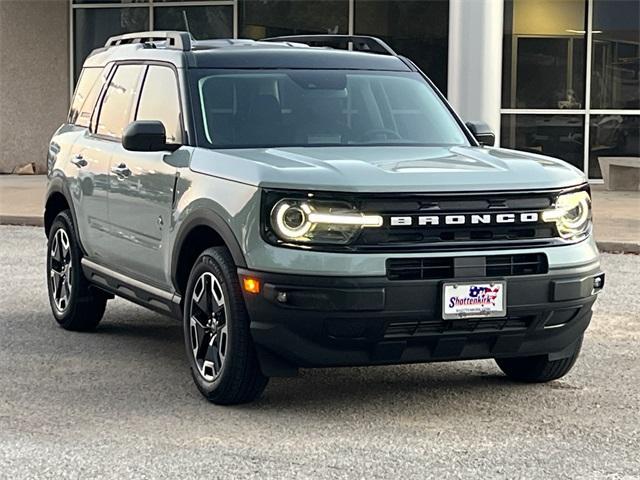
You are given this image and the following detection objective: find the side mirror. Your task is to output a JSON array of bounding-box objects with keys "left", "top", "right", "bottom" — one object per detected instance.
[
  {"left": 466, "top": 121, "right": 495, "bottom": 147},
  {"left": 122, "top": 121, "right": 178, "bottom": 152}
]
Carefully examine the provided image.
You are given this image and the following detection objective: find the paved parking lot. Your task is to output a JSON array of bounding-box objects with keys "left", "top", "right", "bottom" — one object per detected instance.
[{"left": 1, "top": 225, "right": 639, "bottom": 479}]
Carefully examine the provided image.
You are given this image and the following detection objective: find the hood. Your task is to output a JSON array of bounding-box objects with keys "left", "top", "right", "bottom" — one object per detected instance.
[{"left": 189, "top": 145, "right": 587, "bottom": 193}]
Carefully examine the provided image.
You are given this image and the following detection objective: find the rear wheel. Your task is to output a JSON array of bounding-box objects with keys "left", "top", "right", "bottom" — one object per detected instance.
[
  {"left": 183, "top": 247, "right": 268, "bottom": 405},
  {"left": 46, "top": 210, "right": 108, "bottom": 331},
  {"left": 495, "top": 336, "right": 583, "bottom": 383}
]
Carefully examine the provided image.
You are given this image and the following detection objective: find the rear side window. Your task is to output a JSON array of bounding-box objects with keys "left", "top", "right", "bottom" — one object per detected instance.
[
  {"left": 96, "top": 64, "right": 144, "bottom": 139},
  {"left": 136, "top": 65, "right": 182, "bottom": 144},
  {"left": 68, "top": 67, "right": 107, "bottom": 128}
]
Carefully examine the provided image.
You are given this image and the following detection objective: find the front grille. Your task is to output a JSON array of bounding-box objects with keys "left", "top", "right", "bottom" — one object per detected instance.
[
  {"left": 385, "top": 315, "right": 533, "bottom": 338},
  {"left": 386, "top": 257, "right": 453, "bottom": 280},
  {"left": 352, "top": 190, "right": 562, "bottom": 251},
  {"left": 486, "top": 253, "right": 548, "bottom": 276},
  {"left": 386, "top": 253, "right": 548, "bottom": 280},
  {"left": 359, "top": 224, "right": 555, "bottom": 246}
]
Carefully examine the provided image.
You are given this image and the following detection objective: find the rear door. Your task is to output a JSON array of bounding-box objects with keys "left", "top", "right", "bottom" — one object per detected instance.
[
  {"left": 105, "top": 64, "right": 185, "bottom": 289},
  {"left": 65, "top": 66, "right": 113, "bottom": 259}
]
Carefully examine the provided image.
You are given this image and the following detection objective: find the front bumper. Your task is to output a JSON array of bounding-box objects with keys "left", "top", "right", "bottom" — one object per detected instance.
[{"left": 239, "top": 262, "right": 603, "bottom": 376}]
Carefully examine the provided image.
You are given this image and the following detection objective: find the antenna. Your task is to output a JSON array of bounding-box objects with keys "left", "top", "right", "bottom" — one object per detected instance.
[{"left": 182, "top": 11, "right": 191, "bottom": 34}]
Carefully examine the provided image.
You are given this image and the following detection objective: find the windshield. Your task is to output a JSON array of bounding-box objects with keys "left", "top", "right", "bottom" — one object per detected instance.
[{"left": 190, "top": 69, "right": 469, "bottom": 149}]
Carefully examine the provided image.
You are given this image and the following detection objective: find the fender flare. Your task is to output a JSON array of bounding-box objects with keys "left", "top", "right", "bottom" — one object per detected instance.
[
  {"left": 171, "top": 208, "right": 247, "bottom": 289},
  {"left": 44, "top": 177, "right": 87, "bottom": 254}
]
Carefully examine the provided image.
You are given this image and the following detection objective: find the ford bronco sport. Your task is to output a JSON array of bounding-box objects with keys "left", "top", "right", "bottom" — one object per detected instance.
[{"left": 45, "top": 31, "right": 604, "bottom": 405}]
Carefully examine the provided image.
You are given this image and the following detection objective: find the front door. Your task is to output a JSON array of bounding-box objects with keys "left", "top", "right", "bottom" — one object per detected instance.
[
  {"left": 106, "top": 148, "right": 178, "bottom": 288},
  {"left": 105, "top": 64, "right": 186, "bottom": 289}
]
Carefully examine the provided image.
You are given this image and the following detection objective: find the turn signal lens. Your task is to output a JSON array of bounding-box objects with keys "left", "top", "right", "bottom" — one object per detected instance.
[{"left": 242, "top": 277, "right": 260, "bottom": 294}]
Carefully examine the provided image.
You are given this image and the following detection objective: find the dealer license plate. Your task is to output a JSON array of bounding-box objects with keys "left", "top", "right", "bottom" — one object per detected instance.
[{"left": 442, "top": 281, "right": 506, "bottom": 320}]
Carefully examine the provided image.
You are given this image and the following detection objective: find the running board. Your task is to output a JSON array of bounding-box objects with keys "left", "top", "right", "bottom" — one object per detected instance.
[{"left": 81, "top": 259, "right": 182, "bottom": 318}]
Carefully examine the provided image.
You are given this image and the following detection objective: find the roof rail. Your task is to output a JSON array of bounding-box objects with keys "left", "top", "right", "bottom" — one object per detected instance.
[
  {"left": 105, "top": 31, "right": 193, "bottom": 51},
  {"left": 261, "top": 35, "right": 397, "bottom": 56}
]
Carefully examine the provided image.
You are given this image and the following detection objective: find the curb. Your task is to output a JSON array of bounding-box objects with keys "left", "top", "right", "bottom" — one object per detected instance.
[
  {"left": 0, "top": 215, "right": 638, "bottom": 254},
  {"left": 0, "top": 215, "right": 44, "bottom": 227},
  {"left": 597, "top": 241, "right": 640, "bottom": 255}
]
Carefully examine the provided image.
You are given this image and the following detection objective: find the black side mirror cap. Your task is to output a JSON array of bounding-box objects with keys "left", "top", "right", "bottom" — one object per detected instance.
[
  {"left": 122, "top": 121, "right": 179, "bottom": 152},
  {"left": 466, "top": 121, "right": 495, "bottom": 147}
]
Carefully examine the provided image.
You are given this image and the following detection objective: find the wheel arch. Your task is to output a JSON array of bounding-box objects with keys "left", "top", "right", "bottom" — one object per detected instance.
[
  {"left": 172, "top": 209, "right": 247, "bottom": 296},
  {"left": 44, "top": 179, "right": 78, "bottom": 238}
]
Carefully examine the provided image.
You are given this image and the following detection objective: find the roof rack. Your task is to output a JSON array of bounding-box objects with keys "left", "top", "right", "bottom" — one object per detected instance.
[
  {"left": 105, "top": 31, "right": 193, "bottom": 51},
  {"left": 261, "top": 35, "right": 397, "bottom": 56}
]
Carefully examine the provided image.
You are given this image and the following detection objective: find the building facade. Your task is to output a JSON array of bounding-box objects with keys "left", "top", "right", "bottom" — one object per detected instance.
[{"left": 0, "top": 0, "right": 637, "bottom": 178}]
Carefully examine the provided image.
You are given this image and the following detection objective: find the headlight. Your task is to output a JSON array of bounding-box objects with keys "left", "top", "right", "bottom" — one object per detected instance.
[
  {"left": 542, "top": 190, "right": 592, "bottom": 240},
  {"left": 269, "top": 198, "right": 382, "bottom": 245}
]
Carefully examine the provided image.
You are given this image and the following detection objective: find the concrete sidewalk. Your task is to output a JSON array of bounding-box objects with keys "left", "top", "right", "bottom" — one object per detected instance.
[{"left": 1, "top": 174, "right": 638, "bottom": 253}]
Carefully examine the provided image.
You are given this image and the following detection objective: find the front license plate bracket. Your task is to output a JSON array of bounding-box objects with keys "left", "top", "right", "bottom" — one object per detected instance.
[{"left": 442, "top": 281, "right": 507, "bottom": 320}]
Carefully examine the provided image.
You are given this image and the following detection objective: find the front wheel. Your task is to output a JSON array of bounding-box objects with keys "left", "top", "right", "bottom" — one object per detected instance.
[
  {"left": 495, "top": 336, "right": 583, "bottom": 383},
  {"left": 183, "top": 247, "right": 268, "bottom": 405}
]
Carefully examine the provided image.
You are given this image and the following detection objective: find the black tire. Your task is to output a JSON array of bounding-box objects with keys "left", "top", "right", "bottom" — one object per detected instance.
[
  {"left": 495, "top": 336, "right": 583, "bottom": 383},
  {"left": 183, "top": 247, "right": 268, "bottom": 405},
  {"left": 46, "top": 210, "right": 108, "bottom": 331}
]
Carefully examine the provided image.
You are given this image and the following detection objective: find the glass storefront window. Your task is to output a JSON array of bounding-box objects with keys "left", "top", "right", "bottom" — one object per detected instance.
[
  {"left": 239, "top": 0, "right": 348, "bottom": 39},
  {"left": 354, "top": 0, "right": 449, "bottom": 95},
  {"left": 154, "top": 6, "right": 233, "bottom": 40},
  {"left": 501, "top": 114, "right": 585, "bottom": 171},
  {"left": 589, "top": 115, "right": 640, "bottom": 179},
  {"left": 73, "top": 1, "right": 148, "bottom": 3},
  {"left": 502, "top": 0, "right": 587, "bottom": 109},
  {"left": 590, "top": 0, "right": 640, "bottom": 110},
  {"left": 73, "top": 7, "right": 149, "bottom": 82}
]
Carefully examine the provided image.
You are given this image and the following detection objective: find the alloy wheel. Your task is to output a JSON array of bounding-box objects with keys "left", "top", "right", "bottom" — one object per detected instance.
[
  {"left": 189, "top": 272, "right": 228, "bottom": 381},
  {"left": 49, "top": 228, "right": 73, "bottom": 313}
]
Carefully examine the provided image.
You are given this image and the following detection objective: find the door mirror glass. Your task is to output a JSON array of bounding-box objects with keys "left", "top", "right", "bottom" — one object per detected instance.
[
  {"left": 466, "top": 121, "right": 495, "bottom": 147},
  {"left": 122, "top": 121, "right": 178, "bottom": 152}
]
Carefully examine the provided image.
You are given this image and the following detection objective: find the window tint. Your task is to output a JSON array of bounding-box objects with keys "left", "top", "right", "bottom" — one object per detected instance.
[
  {"left": 194, "top": 70, "right": 468, "bottom": 148},
  {"left": 69, "top": 67, "right": 107, "bottom": 127},
  {"left": 136, "top": 66, "right": 182, "bottom": 144},
  {"left": 97, "top": 64, "right": 144, "bottom": 139}
]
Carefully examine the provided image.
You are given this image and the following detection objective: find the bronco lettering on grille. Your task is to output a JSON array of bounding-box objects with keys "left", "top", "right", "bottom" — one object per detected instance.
[{"left": 389, "top": 212, "right": 540, "bottom": 227}]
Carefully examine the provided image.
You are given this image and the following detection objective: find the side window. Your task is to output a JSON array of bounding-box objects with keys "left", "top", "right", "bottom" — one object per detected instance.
[
  {"left": 96, "top": 64, "right": 144, "bottom": 139},
  {"left": 136, "top": 65, "right": 183, "bottom": 144},
  {"left": 68, "top": 67, "right": 107, "bottom": 128}
]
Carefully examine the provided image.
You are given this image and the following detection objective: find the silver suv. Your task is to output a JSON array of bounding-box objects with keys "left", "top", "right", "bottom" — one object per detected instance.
[{"left": 45, "top": 32, "right": 604, "bottom": 404}]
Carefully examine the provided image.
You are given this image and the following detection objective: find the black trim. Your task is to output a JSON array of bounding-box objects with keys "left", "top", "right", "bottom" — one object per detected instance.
[
  {"left": 240, "top": 265, "right": 602, "bottom": 371},
  {"left": 45, "top": 177, "right": 86, "bottom": 253},
  {"left": 171, "top": 208, "right": 247, "bottom": 290},
  {"left": 188, "top": 50, "right": 411, "bottom": 71},
  {"left": 386, "top": 253, "right": 549, "bottom": 281},
  {"left": 82, "top": 259, "right": 181, "bottom": 318}
]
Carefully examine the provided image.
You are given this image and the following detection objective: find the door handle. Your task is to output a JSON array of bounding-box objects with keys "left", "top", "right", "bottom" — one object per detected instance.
[
  {"left": 70, "top": 154, "right": 88, "bottom": 168},
  {"left": 111, "top": 163, "right": 131, "bottom": 178}
]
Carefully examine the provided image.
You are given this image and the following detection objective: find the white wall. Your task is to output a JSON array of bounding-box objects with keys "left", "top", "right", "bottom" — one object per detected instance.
[{"left": 447, "top": 0, "right": 504, "bottom": 144}]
